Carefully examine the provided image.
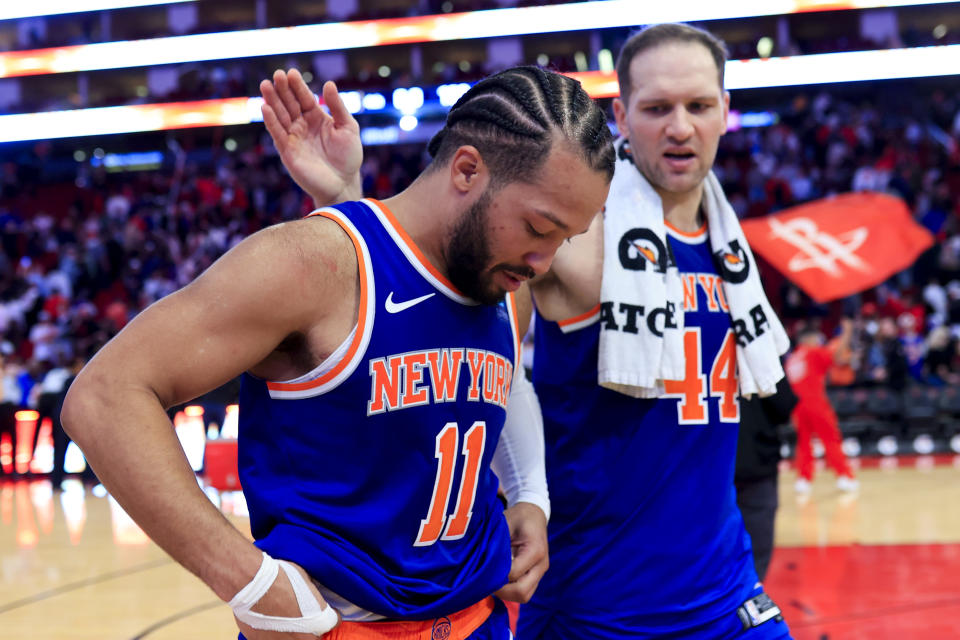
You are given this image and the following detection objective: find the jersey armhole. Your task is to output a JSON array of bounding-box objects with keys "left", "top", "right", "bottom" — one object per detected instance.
[
  {"left": 557, "top": 304, "right": 602, "bottom": 334},
  {"left": 265, "top": 208, "right": 376, "bottom": 399}
]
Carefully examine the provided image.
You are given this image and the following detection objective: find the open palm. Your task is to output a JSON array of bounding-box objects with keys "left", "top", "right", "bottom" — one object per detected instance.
[{"left": 260, "top": 69, "right": 363, "bottom": 206}]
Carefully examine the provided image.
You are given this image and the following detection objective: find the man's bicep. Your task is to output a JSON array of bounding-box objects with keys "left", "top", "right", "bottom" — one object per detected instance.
[{"left": 90, "top": 222, "right": 344, "bottom": 408}]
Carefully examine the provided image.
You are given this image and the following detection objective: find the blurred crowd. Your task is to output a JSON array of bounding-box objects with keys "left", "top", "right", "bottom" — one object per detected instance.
[
  {"left": 4, "top": 80, "right": 960, "bottom": 452},
  {"left": 0, "top": 136, "right": 428, "bottom": 439},
  {"left": 712, "top": 83, "right": 960, "bottom": 389},
  {"left": 7, "top": 3, "right": 960, "bottom": 116}
]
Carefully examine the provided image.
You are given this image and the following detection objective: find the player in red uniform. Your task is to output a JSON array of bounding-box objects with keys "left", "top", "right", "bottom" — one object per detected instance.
[{"left": 784, "top": 319, "right": 858, "bottom": 493}]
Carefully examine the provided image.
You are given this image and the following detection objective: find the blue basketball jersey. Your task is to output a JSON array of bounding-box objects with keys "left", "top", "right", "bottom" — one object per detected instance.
[
  {"left": 237, "top": 199, "right": 519, "bottom": 620},
  {"left": 526, "top": 224, "right": 758, "bottom": 635}
]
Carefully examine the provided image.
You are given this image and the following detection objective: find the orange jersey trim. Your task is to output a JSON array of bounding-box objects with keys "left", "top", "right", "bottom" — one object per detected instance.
[
  {"left": 506, "top": 291, "right": 522, "bottom": 370},
  {"left": 327, "top": 596, "right": 495, "bottom": 640},
  {"left": 369, "top": 198, "right": 464, "bottom": 296},
  {"left": 265, "top": 211, "right": 369, "bottom": 393},
  {"left": 558, "top": 303, "right": 602, "bottom": 329},
  {"left": 664, "top": 220, "right": 707, "bottom": 239}
]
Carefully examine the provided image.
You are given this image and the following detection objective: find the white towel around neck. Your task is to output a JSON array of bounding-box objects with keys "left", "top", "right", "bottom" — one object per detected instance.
[{"left": 597, "top": 137, "right": 789, "bottom": 398}]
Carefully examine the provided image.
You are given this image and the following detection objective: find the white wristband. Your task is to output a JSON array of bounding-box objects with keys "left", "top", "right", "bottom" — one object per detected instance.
[{"left": 229, "top": 551, "right": 339, "bottom": 635}]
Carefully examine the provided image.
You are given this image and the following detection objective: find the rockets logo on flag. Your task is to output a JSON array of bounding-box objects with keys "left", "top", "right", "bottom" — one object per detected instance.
[{"left": 740, "top": 193, "right": 933, "bottom": 303}]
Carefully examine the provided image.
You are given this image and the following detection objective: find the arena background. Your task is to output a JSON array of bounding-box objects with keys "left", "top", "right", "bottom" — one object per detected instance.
[{"left": 1, "top": 1, "right": 960, "bottom": 638}]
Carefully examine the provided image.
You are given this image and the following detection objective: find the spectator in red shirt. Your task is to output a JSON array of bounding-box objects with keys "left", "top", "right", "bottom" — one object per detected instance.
[{"left": 785, "top": 319, "right": 858, "bottom": 493}]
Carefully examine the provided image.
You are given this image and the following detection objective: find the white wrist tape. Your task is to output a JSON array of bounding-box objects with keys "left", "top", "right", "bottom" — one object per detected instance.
[{"left": 229, "top": 552, "right": 339, "bottom": 635}]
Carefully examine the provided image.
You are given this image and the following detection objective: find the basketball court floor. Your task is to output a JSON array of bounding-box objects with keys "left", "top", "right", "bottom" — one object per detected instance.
[{"left": 1, "top": 456, "right": 958, "bottom": 639}]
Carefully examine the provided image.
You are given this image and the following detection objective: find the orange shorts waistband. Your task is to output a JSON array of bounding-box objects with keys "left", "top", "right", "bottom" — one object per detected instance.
[{"left": 324, "top": 596, "right": 495, "bottom": 640}]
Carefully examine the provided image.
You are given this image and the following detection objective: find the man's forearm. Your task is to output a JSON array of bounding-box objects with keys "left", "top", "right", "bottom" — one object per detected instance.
[{"left": 62, "top": 375, "right": 261, "bottom": 602}]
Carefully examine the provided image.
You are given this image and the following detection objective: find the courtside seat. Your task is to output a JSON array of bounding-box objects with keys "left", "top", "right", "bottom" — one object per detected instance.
[
  {"left": 829, "top": 387, "right": 865, "bottom": 419},
  {"left": 938, "top": 386, "right": 960, "bottom": 432},
  {"left": 865, "top": 387, "right": 903, "bottom": 422},
  {"left": 903, "top": 386, "right": 941, "bottom": 436},
  {"left": 857, "top": 387, "right": 902, "bottom": 442},
  {"left": 838, "top": 418, "right": 873, "bottom": 438}
]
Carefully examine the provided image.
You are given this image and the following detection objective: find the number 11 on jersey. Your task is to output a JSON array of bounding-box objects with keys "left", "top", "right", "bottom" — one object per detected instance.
[{"left": 415, "top": 421, "right": 487, "bottom": 547}]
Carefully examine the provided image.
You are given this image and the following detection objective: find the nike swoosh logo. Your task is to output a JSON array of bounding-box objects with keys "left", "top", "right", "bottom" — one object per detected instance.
[{"left": 385, "top": 291, "right": 436, "bottom": 313}]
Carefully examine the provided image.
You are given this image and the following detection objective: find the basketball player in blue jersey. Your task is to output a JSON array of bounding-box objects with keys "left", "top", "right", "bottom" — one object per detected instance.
[
  {"left": 60, "top": 66, "right": 614, "bottom": 640},
  {"left": 274, "top": 24, "right": 794, "bottom": 639},
  {"left": 519, "top": 25, "right": 791, "bottom": 639}
]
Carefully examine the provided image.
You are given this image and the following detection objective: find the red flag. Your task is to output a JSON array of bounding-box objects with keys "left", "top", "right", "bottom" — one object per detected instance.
[{"left": 741, "top": 193, "right": 934, "bottom": 303}]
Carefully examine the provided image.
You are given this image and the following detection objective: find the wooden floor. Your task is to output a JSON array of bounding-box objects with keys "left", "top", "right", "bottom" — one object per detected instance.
[
  {"left": 775, "top": 456, "right": 960, "bottom": 547},
  {"left": 0, "top": 482, "right": 247, "bottom": 639},
  {"left": 2, "top": 457, "right": 959, "bottom": 639},
  {"left": 767, "top": 455, "right": 960, "bottom": 640}
]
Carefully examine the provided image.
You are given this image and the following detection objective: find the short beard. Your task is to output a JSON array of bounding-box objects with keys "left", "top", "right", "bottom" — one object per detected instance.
[
  {"left": 445, "top": 190, "right": 502, "bottom": 305},
  {"left": 637, "top": 150, "right": 711, "bottom": 198}
]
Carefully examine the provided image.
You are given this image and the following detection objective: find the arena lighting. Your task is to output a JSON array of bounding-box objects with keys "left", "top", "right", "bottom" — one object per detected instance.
[
  {"left": 913, "top": 434, "right": 936, "bottom": 455},
  {"left": 360, "top": 120, "right": 444, "bottom": 146},
  {"left": 0, "top": 0, "right": 955, "bottom": 78},
  {"left": 64, "top": 441, "right": 87, "bottom": 474},
  {"left": 60, "top": 480, "right": 87, "bottom": 543},
  {"left": 571, "top": 44, "right": 960, "bottom": 97},
  {"left": 812, "top": 439, "right": 826, "bottom": 459},
  {"left": 90, "top": 150, "right": 164, "bottom": 170},
  {"left": 362, "top": 93, "right": 387, "bottom": 111},
  {"left": 174, "top": 405, "right": 205, "bottom": 472},
  {"left": 877, "top": 435, "right": 899, "bottom": 456},
  {"left": 0, "top": 0, "right": 194, "bottom": 21},
  {"left": 737, "top": 112, "right": 778, "bottom": 128},
  {"left": 392, "top": 87, "right": 424, "bottom": 115},
  {"left": 950, "top": 434, "right": 960, "bottom": 454},
  {"left": 726, "top": 110, "right": 778, "bottom": 131},
  {"left": 841, "top": 437, "right": 862, "bottom": 457},
  {"left": 339, "top": 91, "right": 363, "bottom": 115},
  {"left": 0, "top": 96, "right": 264, "bottom": 143},
  {"left": 360, "top": 127, "right": 400, "bottom": 146},
  {"left": 220, "top": 403, "right": 239, "bottom": 439},
  {"left": 7, "top": 44, "right": 960, "bottom": 143},
  {"left": 437, "top": 83, "right": 471, "bottom": 107}
]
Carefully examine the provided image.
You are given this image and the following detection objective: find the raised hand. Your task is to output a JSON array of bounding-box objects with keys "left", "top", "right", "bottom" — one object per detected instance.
[{"left": 260, "top": 69, "right": 363, "bottom": 206}]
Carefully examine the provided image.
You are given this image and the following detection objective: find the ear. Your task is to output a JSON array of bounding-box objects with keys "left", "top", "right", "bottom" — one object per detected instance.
[
  {"left": 612, "top": 97, "right": 629, "bottom": 140},
  {"left": 721, "top": 90, "right": 731, "bottom": 135},
  {"left": 449, "top": 145, "right": 488, "bottom": 195}
]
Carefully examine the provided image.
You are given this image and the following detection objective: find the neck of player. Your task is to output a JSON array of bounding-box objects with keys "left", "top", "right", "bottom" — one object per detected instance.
[
  {"left": 660, "top": 182, "right": 705, "bottom": 233},
  {"left": 382, "top": 173, "right": 457, "bottom": 276}
]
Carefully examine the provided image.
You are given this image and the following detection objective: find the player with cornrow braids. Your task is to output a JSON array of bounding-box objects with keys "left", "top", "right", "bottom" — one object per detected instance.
[
  {"left": 64, "top": 64, "right": 613, "bottom": 640},
  {"left": 266, "top": 22, "right": 795, "bottom": 639},
  {"left": 427, "top": 66, "right": 615, "bottom": 189}
]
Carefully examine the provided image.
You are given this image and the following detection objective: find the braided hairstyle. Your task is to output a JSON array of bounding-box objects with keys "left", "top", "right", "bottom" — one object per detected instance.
[{"left": 427, "top": 66, "right": 615, "bottom": 186}]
